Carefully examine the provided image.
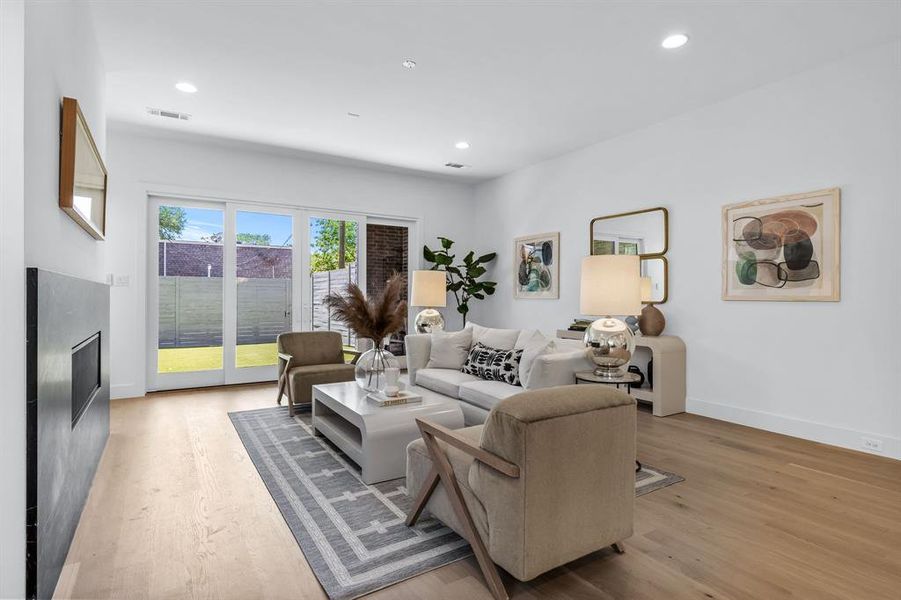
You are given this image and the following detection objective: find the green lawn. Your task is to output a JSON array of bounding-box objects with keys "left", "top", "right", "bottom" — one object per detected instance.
[{"left": 158, "top": 343, "right": 357, "bottom": 373}]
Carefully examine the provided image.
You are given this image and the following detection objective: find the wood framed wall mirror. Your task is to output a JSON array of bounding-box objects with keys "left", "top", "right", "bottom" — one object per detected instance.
[
  {"left": 59, "top": 97, "right": 107, "bottom": 240},
  {"left": 589, "top": 207, "right": 669, "bottom": 303}
]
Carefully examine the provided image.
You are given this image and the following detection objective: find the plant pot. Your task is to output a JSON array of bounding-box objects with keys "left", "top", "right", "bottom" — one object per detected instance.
[{"left": 354, "top": 345, "right": 400, "bottom": 392}]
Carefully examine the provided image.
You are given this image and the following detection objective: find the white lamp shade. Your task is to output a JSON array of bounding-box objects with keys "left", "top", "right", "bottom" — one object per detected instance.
[
  {"left": 411, "top": 270, "right": 447, "bottom": 307},
  {"left": 640, "top": 276, "right": 653, "bottom": 302},
  {"left": 580, "top": 255, "right": 642, "bottom": 316}
]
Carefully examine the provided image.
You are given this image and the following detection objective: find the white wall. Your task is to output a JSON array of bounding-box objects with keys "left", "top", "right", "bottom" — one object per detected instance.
[
  {"left": 0, "top": 1, "right": 106, "bottom": 595},
  {"left": 0, "top": 2, "right": 26, "bottom": 596},
  {"left": 472, "top": 42, "right": 901, "bottom": 459},
  {"left": 24, "top": 0, "right": 107, "bottom": 282},
  {"left": 105, "top": 128, "right": 480, "bottom": 399}
]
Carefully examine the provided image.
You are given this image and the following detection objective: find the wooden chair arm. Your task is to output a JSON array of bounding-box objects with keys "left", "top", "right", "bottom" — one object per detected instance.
[
  {"left": 345, "top": 350, "right": 362, "bottom": 365},
  {"left": 278, "top": 352, "right": 294, "bottom": 364},
  {"left": 415, "top": 418, "right": 520, "bottom": 478}
]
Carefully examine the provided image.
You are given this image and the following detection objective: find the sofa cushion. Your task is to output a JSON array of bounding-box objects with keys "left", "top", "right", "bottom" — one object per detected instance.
[
  {"left": 415, "top": 368, "right": 480, "bottom": 398},
  {"left": 426, "top": 328, "right": 472, "bottom": 369},
  {"left": 458, "top": 380, "right": 522, "bottom": 412},
  {"left": 468, "top": 322, "right": 521, "bottom": 350},
  {"left": 518, "top": 332, "right": 551, "bottom": 387},
  {"left": 461, "top": 342, "right": 524, "bottom": 386},
  {"left": 514, "top": 328, "right": 542, "bottom": 349}
]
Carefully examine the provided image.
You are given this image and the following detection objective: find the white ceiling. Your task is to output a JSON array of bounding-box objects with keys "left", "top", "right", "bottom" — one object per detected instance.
[{"left": 90, "top": 1, "right": 901, "bottom": 181}]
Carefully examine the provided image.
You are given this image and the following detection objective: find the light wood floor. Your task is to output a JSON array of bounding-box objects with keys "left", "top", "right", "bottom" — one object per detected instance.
[{"left": 56, "top": 383, "right": 901, "bottom": 600}]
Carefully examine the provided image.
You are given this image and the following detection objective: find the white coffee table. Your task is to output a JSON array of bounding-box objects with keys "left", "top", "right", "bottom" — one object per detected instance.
[{"left": 311, "top": 380, "right": 464, "bottom": 484}]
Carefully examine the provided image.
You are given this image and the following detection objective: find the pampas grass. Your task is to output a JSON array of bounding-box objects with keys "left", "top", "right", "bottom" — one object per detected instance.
[{"left": 324, "top": 274, "right": 407, "bottom": 346}]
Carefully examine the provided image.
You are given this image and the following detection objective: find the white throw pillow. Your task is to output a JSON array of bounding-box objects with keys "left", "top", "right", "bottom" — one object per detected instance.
[
  {"left": 514, "top": 328, "right": 542, "bottom": 349},
  {"left": 467, "top": 321, "right": 521, "bottom": 350},
  {"left": 426, "top": 328, "right": 473, "bottom": 369},
  {"left": 518, "top": 332, "right": 551, "bottom": 387}
]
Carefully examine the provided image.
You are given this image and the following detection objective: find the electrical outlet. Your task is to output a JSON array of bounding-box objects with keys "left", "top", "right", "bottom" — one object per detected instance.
[{"left": 861, "top": 437, "right": 884, "bottom": 453}]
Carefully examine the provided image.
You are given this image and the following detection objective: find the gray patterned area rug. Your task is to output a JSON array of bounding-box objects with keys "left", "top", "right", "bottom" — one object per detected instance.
[{"left": 229, "top": 406, "right": 683, "bottom": 600}]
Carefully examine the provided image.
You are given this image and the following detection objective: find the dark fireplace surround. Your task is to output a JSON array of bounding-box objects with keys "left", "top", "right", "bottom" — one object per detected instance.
[{"left": 26, "top": 268, "right": 110, "bottom": 600}]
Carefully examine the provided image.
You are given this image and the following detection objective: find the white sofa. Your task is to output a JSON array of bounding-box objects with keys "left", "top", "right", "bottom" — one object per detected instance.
[{"left": 405, "top": 323, "right": 595, "bottom": 426}]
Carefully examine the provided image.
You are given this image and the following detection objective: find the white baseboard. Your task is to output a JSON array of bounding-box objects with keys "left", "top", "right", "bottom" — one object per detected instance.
[
  {"left": 110, "top": 382, "right": 145, "bottom": 400},
  {"left": 687, "top": 397, "right": 901, "bottom": 461}
]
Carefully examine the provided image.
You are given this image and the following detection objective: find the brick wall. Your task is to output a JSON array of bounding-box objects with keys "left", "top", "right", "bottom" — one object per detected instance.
[
  {"left": 159, "top": 241, "right": 292, "bottom": 278},
  {"left": 366, "top": 224, "right": 408, "bottom": 300}
]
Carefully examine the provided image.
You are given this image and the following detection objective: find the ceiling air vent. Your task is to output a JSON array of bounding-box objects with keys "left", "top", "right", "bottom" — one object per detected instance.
[
  {"left": 146, "top": 107, "right": 191, "bottom": 121},
  {"left": 444, "top": 162, "right": 468, "bottom": 169}
]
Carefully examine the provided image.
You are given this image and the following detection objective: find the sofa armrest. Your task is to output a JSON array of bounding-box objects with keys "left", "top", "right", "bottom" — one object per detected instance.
[
  {"left": 525, "top": 349, "right": 594, "bottom": 389},
  {"left": 404, "top": 334, "right": 432, "bottom": 385}
]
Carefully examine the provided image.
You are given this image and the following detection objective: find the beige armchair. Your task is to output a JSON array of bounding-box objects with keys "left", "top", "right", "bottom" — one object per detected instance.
[
  {"left": 276, "top": 331, "right": 357, "bottom": 415},
  {"left": 406, "top": 385, "right": 636, "bottom": 600}
]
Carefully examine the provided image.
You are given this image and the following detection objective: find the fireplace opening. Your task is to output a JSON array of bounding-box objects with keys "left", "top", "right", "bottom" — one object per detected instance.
[{"left": 71, "top": 332, "right": 101, "bottom": 428}]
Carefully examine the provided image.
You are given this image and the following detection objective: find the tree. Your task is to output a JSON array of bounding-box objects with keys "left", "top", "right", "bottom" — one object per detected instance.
[
  {"left": 159, "top": 206, "right": 187, "bottom": 240},
  {"left": 236, "top": 233, "right": 271, "bottom": 245},
  {"left": 422, "top": 237, "right": 497, "bottom": 324},
  {"left": 310, "top": 219, "right": 357, "bottom": 272}
]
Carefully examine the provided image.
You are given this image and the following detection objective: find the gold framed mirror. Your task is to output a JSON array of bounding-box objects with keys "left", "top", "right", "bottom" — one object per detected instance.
[
  {"left": 641, "top": 256, "right": 668, "bottom": 303},
  {"left": 59, "top": 97, "right": 107, "bottom": 240},
  {"left": 590, "top": 207, "right": 669, "bottom": 303}
]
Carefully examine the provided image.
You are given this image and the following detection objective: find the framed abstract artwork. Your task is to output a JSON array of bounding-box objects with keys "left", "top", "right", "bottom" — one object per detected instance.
[
  {"left": 722, "top": 188, "right": 840, "bottom": 301},
  {"left": 514, "top": 232, "right": 559, "bottom": 299}
]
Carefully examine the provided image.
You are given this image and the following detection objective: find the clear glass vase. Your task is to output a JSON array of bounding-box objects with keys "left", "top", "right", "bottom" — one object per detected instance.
[{"left": 354, "top": 345, "right": 400, "bottom": 392}]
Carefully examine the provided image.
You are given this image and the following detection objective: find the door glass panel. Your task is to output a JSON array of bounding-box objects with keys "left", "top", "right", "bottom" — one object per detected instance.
[
  {"left": 309, "top": 217, "right": 358, "bottom": 347},
  {"left": 157, "top": 205, "right": 224, "bottom": 373},
  {"left": 235, "top": 211, "right": 293, "bottom": 368}
]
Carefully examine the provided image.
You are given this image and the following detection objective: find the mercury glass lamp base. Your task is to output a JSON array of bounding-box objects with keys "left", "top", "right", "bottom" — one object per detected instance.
[
  {"left": 415, "top": 308, "right": 445, "bottom": 333},
  {"left": 584, "top": 316, "right": 635, "bottom": 378}
]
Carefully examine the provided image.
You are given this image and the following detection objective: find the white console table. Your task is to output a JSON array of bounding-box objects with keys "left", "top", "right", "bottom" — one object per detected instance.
[{"left": 556, "top": 330, "right": 686, "bottom": 416}]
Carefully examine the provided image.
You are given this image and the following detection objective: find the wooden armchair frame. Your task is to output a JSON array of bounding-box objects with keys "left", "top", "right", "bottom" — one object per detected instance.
[
  {"left": 406, "top": 418, "right": 625, "bottom": 600},
  {"left": 406, "top": 418, "right": 518, "bottom": 600},
  {"left": 276, "top": 352, "right": 298, "bottom": 413}
]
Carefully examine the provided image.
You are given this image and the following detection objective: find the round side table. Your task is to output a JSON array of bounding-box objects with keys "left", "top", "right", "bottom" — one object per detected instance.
[{"left": 575, "top": 370, "right": 643, "bottom": 472}]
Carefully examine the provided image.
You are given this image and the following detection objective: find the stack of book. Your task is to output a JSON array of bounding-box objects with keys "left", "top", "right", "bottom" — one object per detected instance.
[
  {"left": 366, "top": 390, "right": 423, "bottom": 407},
  {"left": 568, "top": 318, "right": 593, "bottom": 332}
]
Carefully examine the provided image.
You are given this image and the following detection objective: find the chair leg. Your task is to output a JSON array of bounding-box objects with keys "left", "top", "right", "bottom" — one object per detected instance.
[
  {"left": 406, "top": 467, "right": 439, "bottom": 526},
  {"left": 286, "top": 379, "right": 295, "bottom": 417},
  {"left": 612, "top": 542, "right": 625, "bottom": 554},
  {"left": 276, "top": 374, "right": 286, "bottom": 405},
  {"left": 420, "top": 430, "right": 509, "bottom": 600}
]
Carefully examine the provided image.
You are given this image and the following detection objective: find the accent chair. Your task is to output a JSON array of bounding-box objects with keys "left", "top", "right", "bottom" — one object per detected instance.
[
  {"left": 405, "top": 384, "right": 636, "bottom": 600},
  {"left": 276, "top": 331, "right": 357, "bottom": 415}
]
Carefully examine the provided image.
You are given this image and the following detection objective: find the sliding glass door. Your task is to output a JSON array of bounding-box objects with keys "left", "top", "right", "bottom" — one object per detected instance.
[
  {"left": 302, "top": 212, "right": 366, "bottom": 349},
  {"left": 148, "top": 198, "right": 414, "bottom": 391},
  {"left": 149, "top": 198, "right": 227, "bottom": 389},
  {"left": 228, "top": 207, "right": 297, "bottom": 384}
]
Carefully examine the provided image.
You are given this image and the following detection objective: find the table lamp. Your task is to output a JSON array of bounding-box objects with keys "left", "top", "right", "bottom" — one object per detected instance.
[
  {"left": 580, "top": 255, "right": 642, "bottom": 379},
  {"left": 639, "top": 276, "right": 666, "bottom": 336},
  {"left": 411, "top": 270, "right": 447, "bottom": 333}
]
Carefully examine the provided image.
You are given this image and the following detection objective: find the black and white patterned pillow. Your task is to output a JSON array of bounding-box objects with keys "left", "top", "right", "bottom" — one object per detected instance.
[{"left": 461, "top": 342, "right": 523, "bottom": 386}]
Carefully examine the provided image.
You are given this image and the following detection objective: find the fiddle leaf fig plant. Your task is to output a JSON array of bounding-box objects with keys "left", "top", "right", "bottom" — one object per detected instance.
[{"left": 423, "top": 237, "right": 497, "bottom": 324}]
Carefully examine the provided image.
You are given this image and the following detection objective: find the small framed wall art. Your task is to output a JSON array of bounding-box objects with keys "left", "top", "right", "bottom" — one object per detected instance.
[
  {"left": 59, "top": 97, "right": 108, "bottom": 240},
  {"left": 514, "top": 231, "right": 559, "bottom": 299},
  {"left": 722, "top": 187, "right": 840, "bottom": 301}
]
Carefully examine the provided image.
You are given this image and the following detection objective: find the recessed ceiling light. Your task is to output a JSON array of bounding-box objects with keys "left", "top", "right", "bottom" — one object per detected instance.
[
  {"left": 661, "top": 33, "right": 689, "bottom": 49},
  {"left": 175, "top": 81, "right": 198, "bottom": 93},
  {"left": 455, "top": 141, "right": 470, "bottom": 150},
  {"left": 402, "top": 58, "right": 417, "bottom": 69}
]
